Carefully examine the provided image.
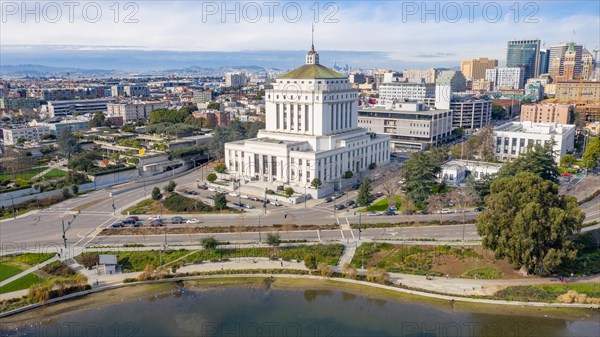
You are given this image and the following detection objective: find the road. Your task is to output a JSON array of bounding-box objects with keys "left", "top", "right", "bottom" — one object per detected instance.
[{"left": 1, "top": 164, "right": 599, "bottom": 255}]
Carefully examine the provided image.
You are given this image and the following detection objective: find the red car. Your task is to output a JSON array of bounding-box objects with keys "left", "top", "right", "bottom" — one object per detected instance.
[{"left": 128, "top": 215, "right": 140, "bottom": 221}]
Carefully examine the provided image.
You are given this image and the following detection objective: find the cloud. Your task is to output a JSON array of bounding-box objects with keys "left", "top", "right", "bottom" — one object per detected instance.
[{"left": 0, "top": 1, "right": 598, "bottom": 68}]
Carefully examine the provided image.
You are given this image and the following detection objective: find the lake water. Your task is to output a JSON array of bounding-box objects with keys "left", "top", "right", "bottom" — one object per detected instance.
[{"left": 1, "top": 281, "right": 599, "bottom": 337}]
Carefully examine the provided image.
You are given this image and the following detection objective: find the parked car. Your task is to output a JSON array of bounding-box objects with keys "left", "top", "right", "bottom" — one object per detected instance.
[
  {"left": 243, "top": 204, "right": 255, "bottom": 209},
  {"left": 229, "top": 192, "right": 238, "bottom": 197},
  {"left": 384, "top": 210, "right": 396, "bottom": 216},
  {"left": 111, "top": 222, "right": 125, "bottom": 228},
  {"left": 149, "top": 215, "right": 162, "bottom": 221},
  {"left": 197, "top": 184, "right": 208, "bottom": 190},
  {"left": 128, "top": 216, "right": 140, "bottom": 221},
  {"left": 417, "top": 210, "right": 430, "bottom": 215},
  {"left": 447, "top": 201, "right": 456, "bottom": 207},
  {"left": 351, "top": 184, "right": 360, "bottom": 190},
  {"left": 250, "top": 197, "right": 259, "bottom": 201},
  {"left": 474, "top": 207, "right": 486, "bottom": 212},
  {"left": 439, "top": 208, "right": 454, "bottom": 214},
  {"left": 334, "top": 204, "right": 345, "bottom": 210},
  {"left": 208, "top": 187, "right": 217, "bottom": 192},
  {"left": 186, "top": 190, "right": 198, "bottom": 195},
  {"left": 324, "top": 197, "right": 333, "bottom": 203},
  {"left": 345, "top": 200, "right": 355, "bottom": 207},
  {"left": 240, "top": 194, "right": 249, "bottom": 199},
  {"left": 170, "top": 216, "right": 184, "bottom": 224},
  {"left": 269, "top": 200, "right": 281, "bottom": 206},
  {"left": 374, "top": 192, "right": 384, "bottom": 198},
  {"left": 367, "top": 212, "right": 382, "bottom": 216},
  {"left": 122, "top": 217, "right": 136, "bottom": 224},
  {"left": 388, "top": 206, "right": 397, "bottom": 211},
  {"left": 232, "top": 202, "right": 244, "bottom": 207},
  {"left": 132, "top": 221, "right": 143, "bottom": 227},
  {"left": 186, "top": 219, "right": 200, "bottom": 224},
  {"left": 150, "top": 220, "right": 164, "bottom": 227}
]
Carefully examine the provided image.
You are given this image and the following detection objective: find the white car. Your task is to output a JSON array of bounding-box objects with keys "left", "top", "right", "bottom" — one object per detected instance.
[
  {"left": 240, "top": 194, "right": 249, "bottom": 199},
  {"left": 186, "top": 219, "right": 200, "bottom": 224},
  {"left": 269, "top": 200, "right": 281, "bottom": 206},
  {"left": 148, "top": 215, "right": 162, "bottom": 221},
  {"left": 367, "top": 212, "right": 382, "bottom": 216},
  {"left": 439, "top": 208, "right": 454, "bottom": 214},
  {"left": 229, "top": 192, "right": 238, "bottom": 197},
  {"left": 208, "top": 187, "right": 216, "bottom": 192}
]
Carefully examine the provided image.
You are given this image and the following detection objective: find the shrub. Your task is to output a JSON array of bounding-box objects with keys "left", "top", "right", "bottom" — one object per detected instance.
[
  {"left": 317, "top": 263, "right": 333, "bottom": 277},
  {"left": 266, "top": 189, "right": 275, "bottom": 195},
  {"left": 284, "top": 187, "right": 295, "bottom": 197},
  {"left": 41, "top": 261, "right": 76, "bottom": 276},
  {"left": 207, "top": 173, "right": 217, "bottom": 183},
  {"left": 366, "top": 267, "right": 389, "bottom": 284},
  {"left": 151, "top": 187, "right": 162, "bottom": 200},
  {"left": 342, "top": 262, "right": 357, "bottom": 279},
  {"left": 164, "top": 194, "right": 212, "bottom": 212},
  {"left": 62, "top": 187, "right": 71, "bottom": 199},
  {"left": 304, "top": 254, "right": 318, "bottom": 270},
  {"left": 71, "top": 185, "right": 79, "bottom": 195},
  {"left": 164, "top": 180, "right": 177, "bottom": 193},
  {"left": 78, "top": 253, "right": 99, "bottom": 268}
]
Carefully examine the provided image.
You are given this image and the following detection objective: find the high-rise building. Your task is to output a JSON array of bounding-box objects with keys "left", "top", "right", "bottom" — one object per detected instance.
[
  {"left": 549, "top": 42, "right": 584, "bottom": 81},
  {"left": 539, "top": 49, "right": 550, "bottom": 75},
  {"left": 485, "top": 67, "right": 525, "bottom": 90},
  {"left": 460, "top": 58, "right": 498, "bottom": 80},
  {"left": 582, "top": 49, "right": 596, "bottom": 80},
  {"left": 225, "top": 73, "right": 247, "bottom": 88},
  {"left": 506, "top": 40, "right": 541, "bottom": 82}
]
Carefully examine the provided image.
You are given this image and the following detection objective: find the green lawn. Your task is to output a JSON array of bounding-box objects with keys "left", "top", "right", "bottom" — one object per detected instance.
[
  {"left": 0, "top": 273, "right": 43, "bottom": 294},
  {"left": 41, "top": 168, "right": 67, "bottom": 180},
  {"left": 0, "top": 263, "right": 23, "bottom": 282},
  {"left": 0, "top": 166, "right": 48, "bottom": 181},
  {"left": 359, "top": 196, "right": 403, "bottom": 212}
]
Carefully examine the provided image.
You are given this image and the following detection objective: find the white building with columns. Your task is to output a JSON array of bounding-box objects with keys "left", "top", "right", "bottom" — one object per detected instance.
[{"left": 224, "top": 45, "right": 390, "bottom": 197}]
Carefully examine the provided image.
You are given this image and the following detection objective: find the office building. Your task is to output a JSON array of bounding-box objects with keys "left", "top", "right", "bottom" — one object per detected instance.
[
  {"left": 582, "top": 49, "right": 596, "bottom": 80},
  {"left": 193, "top": 90, "right": 212, "bottom": 104},
  {"left": 225, "top": 73, "right": 247, "bottom": 88},
  {"left": 520, "top": 103, "right": 574, "bottom": 124},
  {"left": 402, "top": 68, "right": 438, "bottom": 83},
  {"left": 379, "top": 82, "right": 436, "bottom": 102},
  {"left": 439, "top": 160, "right": 502, "bottom": 186},
  {"left": 1, "top": 126, "right": 51, "bottom": 145},
  {"left": 224, "top": 44, "right": 389, "bottom": 196},
  {"left": 506, "top": 39, "right": 541, "bottom": 82},
  {"left": 358, "top": 102, "right": 453, "bottom": 151},
  {"left": 555, "top": 81, "right": 600, "bottom": 102},
  {"left": 47, "top": 98, "right": 116, "bottom": 117},
  {"left": 106, "top": 101, "right": 166, "bottom": 123},
  {"left": 460, "top": 58, "right": 498, "bottom": 80},
  {"left": 549, "top": 42, "right": 585, "bottom": 81},
  {"left": 485, "top": 67, "right": 525, "bottom": 90},
  {"left": 30, "top": 119, "right": 90, "bottom": 135},
  {"left": 539, "top": 49, "right": 550, "bottom": 74},
  {"left": 493, "top": 121, "right": 575, "bottom": 162},
  {"left": 0, "top": 97, "right": 43, "bottom": 110}
]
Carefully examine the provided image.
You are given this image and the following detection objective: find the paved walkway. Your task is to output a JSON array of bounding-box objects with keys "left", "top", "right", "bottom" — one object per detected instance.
[{"left": 0, "top": 256, "right": 59, "bottom": 287}]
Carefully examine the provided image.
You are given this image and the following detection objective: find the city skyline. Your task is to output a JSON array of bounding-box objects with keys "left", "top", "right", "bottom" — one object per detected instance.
[{"left": 1, "top": 1, "right": 599, "bottom": 71}]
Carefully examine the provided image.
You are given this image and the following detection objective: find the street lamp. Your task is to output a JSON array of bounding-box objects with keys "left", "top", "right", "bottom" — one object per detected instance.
[
  {"left": 8, "top": 195, "right": 16, "bottom": 219},
  {"left": 61, "top": 213, "right": 79, "bottom": 249}
]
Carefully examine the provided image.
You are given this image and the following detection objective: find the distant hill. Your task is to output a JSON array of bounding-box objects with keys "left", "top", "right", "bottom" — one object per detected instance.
[{"left": 0, "top": 64, "right": 115, "bottom": 77}]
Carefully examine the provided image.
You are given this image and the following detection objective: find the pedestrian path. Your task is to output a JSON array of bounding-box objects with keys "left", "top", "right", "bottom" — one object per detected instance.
[{"left": 336, "top": 242, "right": 357, "bottom": 267}]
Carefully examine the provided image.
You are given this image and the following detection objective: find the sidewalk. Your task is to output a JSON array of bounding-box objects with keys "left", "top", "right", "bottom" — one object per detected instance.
[{"left": 0, "top": 256, "right": 59, "bottom": 287}]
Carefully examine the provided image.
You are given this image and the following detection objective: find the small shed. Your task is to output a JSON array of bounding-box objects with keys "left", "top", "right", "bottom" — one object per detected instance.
[{"left": 99, "top": 254, "right": 118, "bottom": 275}]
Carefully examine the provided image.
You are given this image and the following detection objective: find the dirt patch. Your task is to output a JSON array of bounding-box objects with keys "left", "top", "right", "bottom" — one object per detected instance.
[{"left": 430, "top": 246, "right": 530, "bottom": 279}]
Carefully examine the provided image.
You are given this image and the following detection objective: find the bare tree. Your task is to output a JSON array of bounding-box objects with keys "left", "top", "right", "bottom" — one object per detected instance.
[
  {"left": 450, "top": 187, "right": 480, "bottom": 223},
  {"left": 428, "top": 193, "right": 449, "bottom": 223},
  {"left": 476, "top": 125, "right": 495, "bottom": 162},
  {"left": 380, "top": 172, "right": 400, "bottom": 208}
]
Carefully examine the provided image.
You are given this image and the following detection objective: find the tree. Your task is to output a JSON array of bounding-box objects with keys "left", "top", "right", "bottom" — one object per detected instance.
[
  {"left": 201, "top": 237, "right": 220, "bottom": 250},
  {"left": 151, "top": 187, "right": 162, "bottom": 201},
  {"left": 214, "top": 163, "right": 227, "bottom": 174},
  {"left": 266, "top": 233, "right": 280, "bottom": 255},
  {"left": 16, "top": 137, "right": 26, "bottom": 144},
  {"left": 403, "top": 152, "right": 440, "bottom": 208},
  {"left": 428, "top": 146, "right": 449, "bottom": 167},
  {"left": 476, "top": 172, "right": 584, "bottom": 275},
  {"left": 208, "top": 126, "right": 229, "bottom": 160},
  {"left": 343, "top": 171, "right": 353, "bottom": 179},
  {"left": 304, "top": 254, "right": 318, "bottom": 270},
  {"left": 214, "top": 192, "right": 227, "bottom": 210},
  {"left": 465, "top": 174, "right": 495, "bottom": 200},
  {"left": 57, "top": 129, "right": 81, "bottom": 163},
  {"left": 310, "top": 178, "right": 322, "bottom": 189},
  {"left": 206, "top": 173, "right": 217, "bottom": 183},
  {"left": 41, "top": 134, "right": 57, "bottom": 140},
  {"left": 498, "top": 143, "right": 559, "bottom": 183},
  {"left": 164, "top": 180, "right": 177, "bottom": 193},
  {"left": 284, "top": 187, "right": 295, "bottom": 197},
  {"left": 357, "top": 178, "right": 372, "bottom": 209},
  {"left": 475, "top": 125, "right": 495, "bottom": 162},
  {"left": 427, "top": 193, "right": 448, "bottom": 223},
  {"left": 207, "top": 102, "right": 220, "bottom": 110},
  {"left": 560, "top": 154, "right": 577, "bottom": 168},
  {"left": 62, "top": 187, "right": 71, "bottom": 199},
  {"left": 71, "top": 185, "right": 79, "bottom": 195},
  {"left": 582, "top": 138, "right": 600, "bottom": 169},
  {"left": 450, "top": 187, "right": 480, "bottom": 224},
  {"left": 89, "top": 111, "right": 108, "bottom": 127},
  {"left": 491, "top": 104, "right": 506, "bottom": 120},
  {"left": 380, "top": 172, "right": 399, "bottom": 208}
]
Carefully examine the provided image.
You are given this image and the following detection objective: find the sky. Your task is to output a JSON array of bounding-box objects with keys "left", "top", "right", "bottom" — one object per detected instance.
[{"left": 1, "top": 1, "right": 599, "bottom": 71}]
